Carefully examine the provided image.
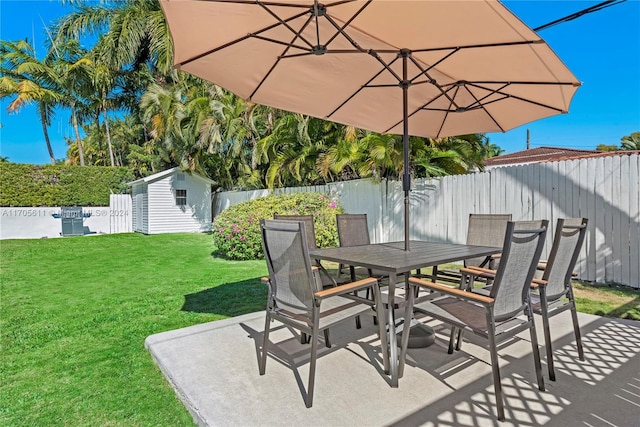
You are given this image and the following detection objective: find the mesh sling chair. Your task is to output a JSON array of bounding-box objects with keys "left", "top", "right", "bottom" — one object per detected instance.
[
  {"left": 459, "top": 218, "right": 588, "bottom": 381},
  {"left": 431, "top": 214, "right": 511, "bottom": 285},
  {"left": 272, "top": 214, "right": 349, "bottom": 343},
  {"left": 259, "top": 219, "right": 388, "bottom": 408},
  {"left": 273, "top": 214, "right": 338, "bottom": 286},
  {"left": 533, "top": 218, "right": 588, "bottom": 381},
  {"left": 399, "top": 220, "right": 548, "bottom": 421},
  {"left": 336, "top": 213, "right": 412, "bottom": 314},
  {"left": 335, "top": 214, "right": 387, "bottom": 281}
]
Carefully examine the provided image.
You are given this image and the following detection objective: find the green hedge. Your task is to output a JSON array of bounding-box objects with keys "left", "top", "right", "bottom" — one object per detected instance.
[
  {"left": 0, "top": 164, "right": 134, "bottom": 207},
  {"left": 213, "top": 192, "right": 344, "bottom": 260}
]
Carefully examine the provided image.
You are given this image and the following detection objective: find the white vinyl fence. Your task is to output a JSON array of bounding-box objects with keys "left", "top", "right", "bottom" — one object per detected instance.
[
  {"left": 214, "top": 153, "right": 640, "bottom": 288},
  {"left": 0, "top": 194, "right": 132, "bottom": 239}
]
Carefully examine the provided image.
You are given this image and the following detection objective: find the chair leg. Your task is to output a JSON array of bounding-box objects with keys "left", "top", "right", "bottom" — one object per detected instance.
[
  {"left": 306, "top": 328, "right": 319, "bottom": 408},
  {"left": 541, "top": 312, "right": 555, "bottom": 381},
  {"left": 485, "top": 316, "right": 505, "bottom": 421},
  {"left": 455, "top": 329, "right": 464, "bottom": 351},
  {"left": 539, "top": 292, "right": 556, "bottom": 381},
  {"left": 571, "top": 305, "right": 585, "bottom": 360},
  {"left": 323, "top": 329, "right": 331, "bottom": 348},
  {"left": 447, "top": 327, "right": 457, "bottom": 354},
  {"left": 568, "top": 288, "right": 585, "bottom": 361},
  {"left": 527, "top": 307, "right": 545, "bottom": 391},
  {"left": 259, "top": 313, "right": 272, "bottom": 375}
]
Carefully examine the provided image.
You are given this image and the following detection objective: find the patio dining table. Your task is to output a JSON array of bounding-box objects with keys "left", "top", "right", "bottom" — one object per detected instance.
[{"left": 310, "top": 240, "right": 501, "bottom": 387}]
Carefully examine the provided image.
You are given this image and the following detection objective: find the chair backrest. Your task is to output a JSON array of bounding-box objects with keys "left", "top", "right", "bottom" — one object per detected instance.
[
  {"left": 261, "top": 219, "right": 316, "bottom": 315},
  {"left": 542, "top": 218, "right": 588, "bottom": 301},
  {"left": 336, "top": 213, "right": 371, "bottom": 247},
  {"left": 274, "top": 214, "right": 317, "bottom": 250},
  {"left": 490, "top": 220, "right": 548, "bottom": 321},
  {"left": 465, "top": 213, "right": 512, "bottom": 267}
]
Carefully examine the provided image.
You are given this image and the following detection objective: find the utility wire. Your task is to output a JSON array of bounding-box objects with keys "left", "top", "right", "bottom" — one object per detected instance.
[{"left": 533, "top": 0, "right": 627, "bottom": 32}]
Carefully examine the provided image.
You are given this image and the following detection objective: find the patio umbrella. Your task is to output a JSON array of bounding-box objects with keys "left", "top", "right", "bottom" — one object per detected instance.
[{"left": 160, "top": 0, "right": 580, "bottom": 250}]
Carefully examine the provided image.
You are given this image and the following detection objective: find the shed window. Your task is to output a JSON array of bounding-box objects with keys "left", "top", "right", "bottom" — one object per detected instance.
[{"left": 175, "top": 189, "right": 187, "bottom": 207}]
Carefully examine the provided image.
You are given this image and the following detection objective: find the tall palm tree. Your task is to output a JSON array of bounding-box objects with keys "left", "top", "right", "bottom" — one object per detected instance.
[
  {"left": 55, "top": 0, "right": 173, "bottom": 76},
  {"left": 257, "top": 114, "right": 331, "bottom": 188},
  {"left": 47, "top": 38, "right": 92, "bottom": 166},
  {"left": 621, "top": 132, "right": 640, "bottom": 150},
  {"left": 140, "top": 81, "right": 191, "bottom": 169},
  {"left": 0, "top": 40, "right": 63, "bottom": 164}
]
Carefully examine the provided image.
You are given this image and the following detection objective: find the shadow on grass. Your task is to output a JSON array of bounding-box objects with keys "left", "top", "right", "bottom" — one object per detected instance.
[
  {"left": 599, "top": 294, "right": 640, "bottom": 320},
  {"left": 181, "top": 278, "right": 268, "bottom": 317}
]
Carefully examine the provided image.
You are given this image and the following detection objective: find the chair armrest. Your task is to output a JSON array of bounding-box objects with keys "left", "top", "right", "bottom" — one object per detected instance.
[
  {"left": 261, "top": 277, "right": 271, "bottom": 285},
  {"left": 315, "top": 277, "right": 378, "bottom": 300},
  {"left": 530, "top": 278, "right": 547, "bottom": 289},
  {"left": 408, "top": 277, "right": 494, "bottom": 305},
  {"left": 460, "top": 266, "right": 497, "bottom": 276}
]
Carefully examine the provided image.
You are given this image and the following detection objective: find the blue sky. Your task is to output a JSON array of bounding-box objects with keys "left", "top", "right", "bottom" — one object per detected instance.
[{"left": 1, "top": 0, "right": 639, "bottom": 164}]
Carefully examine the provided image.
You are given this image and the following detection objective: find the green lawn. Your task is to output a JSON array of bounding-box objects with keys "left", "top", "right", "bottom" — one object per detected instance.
[
  {"left": 0, "top": 233, "right": 267, "bottom": 426},
  {"left": 1, "top": 234, "right": 638, "bottom": 426}
]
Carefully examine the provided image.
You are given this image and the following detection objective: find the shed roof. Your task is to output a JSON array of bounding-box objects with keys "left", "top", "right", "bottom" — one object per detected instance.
[
  {"left": 127, "top": 167, "right": 215, "bottom": 186},
  {"left": 483, "top": 146, "right": 604, "bottom": 167}
]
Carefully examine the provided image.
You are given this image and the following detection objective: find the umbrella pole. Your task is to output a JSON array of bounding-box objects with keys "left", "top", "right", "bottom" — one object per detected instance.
[{"left": 401, "top": 50, "right": 411, "bottom": 251}]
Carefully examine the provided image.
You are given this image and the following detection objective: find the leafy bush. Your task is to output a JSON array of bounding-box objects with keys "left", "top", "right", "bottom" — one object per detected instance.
[
  {"left": 0, "top": 164, "right": 134, "bottom": 207},
  {"left": 213, "top": 192, "right": 344, "bottom": 260}
]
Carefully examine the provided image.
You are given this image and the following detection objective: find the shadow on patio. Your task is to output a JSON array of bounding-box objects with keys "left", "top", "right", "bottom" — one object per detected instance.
[{"left": 146, "top": 309, "right": 639, "bottom": 426}]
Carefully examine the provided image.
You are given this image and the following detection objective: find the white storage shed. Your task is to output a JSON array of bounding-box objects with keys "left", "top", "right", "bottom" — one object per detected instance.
[{"left": 128, "top": 168, "right": 214, "bottom": 234}]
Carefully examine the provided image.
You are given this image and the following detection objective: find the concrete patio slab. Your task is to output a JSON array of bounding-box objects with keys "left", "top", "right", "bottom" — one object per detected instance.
[{"left": 145, "top": 310, "right": 640, "bottom": 426}]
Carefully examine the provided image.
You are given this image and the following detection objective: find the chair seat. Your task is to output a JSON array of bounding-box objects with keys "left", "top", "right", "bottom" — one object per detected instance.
[
  {"left": 413, "top": 296, "right": 531, "bottom": 340},
  {"left": 530, "top": 294, "right": 571, "bottom": 316},
  {"left": 319, "top": 295, "right": 377, "bottom": 330}
]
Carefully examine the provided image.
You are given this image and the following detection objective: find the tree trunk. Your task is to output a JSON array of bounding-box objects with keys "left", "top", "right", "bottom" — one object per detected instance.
[
  {"left": 72, "top": 107, "right": 85, "bottom": 166},
  {"left": 40, "top": 106, "right": 56, "bottom": 164},
  {"left": 102, "top": 88, "right": 115, "bottom": 167}
]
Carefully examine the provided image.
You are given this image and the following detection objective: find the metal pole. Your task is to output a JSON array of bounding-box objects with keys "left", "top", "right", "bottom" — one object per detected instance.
[{"left": 401, "top": 49, "right": 411, "bottom": 251}]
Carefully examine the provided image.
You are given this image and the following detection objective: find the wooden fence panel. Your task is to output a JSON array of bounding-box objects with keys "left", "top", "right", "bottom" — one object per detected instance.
[
  {"left": 214, "top": 154, "right": 639, "bottom": 287},
  {"left": 630, "top": 156, "right": 640, "bottom": 287}
]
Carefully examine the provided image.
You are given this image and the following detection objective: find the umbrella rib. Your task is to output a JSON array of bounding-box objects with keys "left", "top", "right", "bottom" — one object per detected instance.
[
  {"left": 368, "top": 50, "right": 403, "bottom": 84},
  {"left": 209, "top": 0, "right": 313, "bottom": 7},
  {"left": 458, "top": 82, "right": 511, "bottom": 111},
  {"left": 467, "top": 82, "right": 568, "bottom": 113},
  {"left": 177, "top": 8, "right": 310, "bottom": 67},
  {"left": 322, "top": 1, "right": 372, "bottom": 51},
  {"left": 380, "top": 89, "right": 445, "bottom": 135},
  {"left": 259, "top": 2, "right": 315, "bottom": 49},
  {"left": 407, "top": 54, "right": 460, "bottom": 110},
  {"left": 249, "top": 14, "right": 315, "bottom": 100},
  {"left": 251, "top": 34, "right": 311, "bottom": 52},
  {"left": 281, "top": 48, "right": 366, "bottom": 58},
  {"left": 326, "top": 54, "right": 402, "bottom": 120},
  {"left": 408, "top": 48, "right": 459, "bottom": 85},
  {"left": 436, "top": 85, "right": 462, "bottom": 137},
  {"left": 463, "top": 86, "right": 506, "bottom": 133},
  {"left": 381, "top": 82, "right": 461, "bottom": 136},
  {"left": 469, "top": 80, "right": 580, "bottom": 86},
  {"left": 411, "top": 39, "right": 544, "bottom": 54}
]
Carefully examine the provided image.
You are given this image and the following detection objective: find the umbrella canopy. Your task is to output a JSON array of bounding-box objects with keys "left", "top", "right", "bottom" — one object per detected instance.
[{"left": 160, "top": 0, "right": 580, "bottom": 250}]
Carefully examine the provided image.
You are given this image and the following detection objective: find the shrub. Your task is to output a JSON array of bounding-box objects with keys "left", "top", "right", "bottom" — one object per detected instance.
[
  {"left": 212, "top": 192, "right": 344, "bottom": 260},
  {"left": 0, "top": 163, "right": 134, "bottom": 207}
]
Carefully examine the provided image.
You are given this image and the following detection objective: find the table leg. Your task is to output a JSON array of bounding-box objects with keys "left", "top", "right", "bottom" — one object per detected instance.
[{"left": 387, "top": 272, "right": 398, "bottom": 387}]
